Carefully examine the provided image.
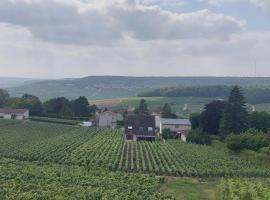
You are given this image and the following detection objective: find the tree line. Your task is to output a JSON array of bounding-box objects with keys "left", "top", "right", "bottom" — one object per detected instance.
[
  {"left": 0, "top": 89, "right": 97, "bottom": 118},
  {"left": 189, "top": 86, "right": 270, "bottom": 151},
  {"left": 138, "top": 85, "right": 270, "bottom": 104}
]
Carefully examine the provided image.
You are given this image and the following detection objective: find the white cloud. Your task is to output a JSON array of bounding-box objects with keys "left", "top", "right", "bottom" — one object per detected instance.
[
  {"left": 0, "top": 0, "right": 269, "bottom": 78},
  {"left": 0, "top": 0, "right": 245, "bottom": 45},
  {"left": 0, "top": 22, "right": 269, "bottom": 78},
  {"left": 207, "top": 0, "right": 270, "bottom": 9}
]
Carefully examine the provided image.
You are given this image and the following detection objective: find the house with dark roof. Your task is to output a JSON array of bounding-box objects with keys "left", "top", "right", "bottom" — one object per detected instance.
[
  {"left": 160, "top": 118, "right": 191, "bottom": 142},
  {"left": 0, "top": 108, "right": 29, "bottom": 120},
  {"left": 124, "top": 115, "right": 156, "bottom": 141}
]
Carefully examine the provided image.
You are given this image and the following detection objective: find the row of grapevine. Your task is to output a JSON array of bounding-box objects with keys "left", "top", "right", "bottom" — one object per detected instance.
[
  {"left": 0, "top": 158, "right": 174, "bottom": 200},
  {"left": 1, "top": 120, "right": 270, "bottom": 177},
  {"left": 219, "top": 178, "right": 270, "bottom": 200}
]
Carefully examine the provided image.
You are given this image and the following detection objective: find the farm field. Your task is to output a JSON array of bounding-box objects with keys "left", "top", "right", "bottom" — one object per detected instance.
[
  {"left": 219, "top": 178, "right": 270, "bottom": 200},
  {"left": 1, "top": 119, "right": 270, "bottom": 199},
  {"left": 0, "top": 120, "right": 269, "bottom": 177},
  {"left": 92, "top": 97, "right": 215, "bottom": 117},
  {"left": 92, "top": 97, "right": 270, "bottom": 117},
  {"left": 0, "top": 158, "right": 172, "bottom": 200}
]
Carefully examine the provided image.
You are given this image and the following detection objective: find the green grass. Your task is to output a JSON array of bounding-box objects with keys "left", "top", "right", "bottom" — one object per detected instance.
[
  {"left": 254, "top": 103, "right": 270, "bottom": 113},
  {"left": 160, "top": 178, "right": 219, "bottom": 200}
]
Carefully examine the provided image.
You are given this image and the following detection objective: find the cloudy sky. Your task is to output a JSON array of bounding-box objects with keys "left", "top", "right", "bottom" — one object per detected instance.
[{"left": 0, "top": 0, "right": 269, "bottom": 78}]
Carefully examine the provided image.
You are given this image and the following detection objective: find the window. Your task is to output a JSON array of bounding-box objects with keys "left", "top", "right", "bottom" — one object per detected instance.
[
  {"left": 128, "top": 126, "right": 133, "bottom": 130},
  {"left": 139, "top": 127, "right": 144, "bottom": 132},
  {"left": 175, "top": 125, "right": 180, "bottom": 128},
  {"left": 148, "top": 127, "right": 153, "bottom": 132}
]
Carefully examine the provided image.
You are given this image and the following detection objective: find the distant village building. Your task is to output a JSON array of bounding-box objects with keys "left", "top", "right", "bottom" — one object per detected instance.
[
  {"left": 125, "top": 115, "right": 156, "bottom": 141},
  {"left": 160, "top": 118, "right": 191, "bottom": 142},
  {"left": 0, "top": 108, "right": 29, "bottom": 120},
  {"left": 97, "top": 111, "right": 123, "bottom": 129}
]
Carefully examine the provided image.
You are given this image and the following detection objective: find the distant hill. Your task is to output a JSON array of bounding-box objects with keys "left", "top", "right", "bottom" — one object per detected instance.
[
  {"left": 0, "top": 77, "right": 38, "bottom": 88},
  {"left": 5, "top": 76, "right": 270, "bottom": 101}
]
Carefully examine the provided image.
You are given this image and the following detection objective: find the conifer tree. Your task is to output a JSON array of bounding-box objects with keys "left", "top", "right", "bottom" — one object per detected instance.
[
  {"left": 135, "top": 99, "right": 149, "bottom": 115},
  {"left": 219, "top": 86, "right": 249, "bottom": 137}
]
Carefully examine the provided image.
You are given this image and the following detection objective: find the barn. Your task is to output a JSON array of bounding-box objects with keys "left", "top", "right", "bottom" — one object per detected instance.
[{"left": 0, "top": 108, "right": 29, "bottom": 120}]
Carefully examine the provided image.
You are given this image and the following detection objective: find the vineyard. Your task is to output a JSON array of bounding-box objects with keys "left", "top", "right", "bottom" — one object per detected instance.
[
  {"left": 219, "top": 178, "right": 270, "bottom": 200},
  {"left": 0, "top": 158, "right": 173, "bottom": 200},
  {"left": 0, "top": 120, "right": 269, "bottom": 178}
]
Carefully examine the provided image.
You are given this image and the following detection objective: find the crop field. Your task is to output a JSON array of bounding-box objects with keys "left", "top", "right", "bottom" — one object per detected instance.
[
  {"left": 219, "top": 178, "right": 270, "bottom": 200},
  {"left": 0, "top": 120, "right": 269, "bottom": 178},
  {"left": 92, "top": 97, "right": 270, "bottom": 118},
  {"left": 92, "top": 97, "right": 214, "bottom": 117},
  {"left": 0, "top": 158, "right": 172, "bottom": 200}
]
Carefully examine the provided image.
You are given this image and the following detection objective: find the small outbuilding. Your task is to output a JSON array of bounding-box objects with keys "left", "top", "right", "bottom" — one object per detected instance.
[
  {"left": 160, "top": 118, "right": 192, "bottom": 142},
  {"left": 0, "top": 108, "right": 29, "bottom": 120},
  {"left": 125, "top": 115, "right": 156, "bottom": 141},
  {"left": 97, "top": 111, "right": 123, "bottom": 129}
]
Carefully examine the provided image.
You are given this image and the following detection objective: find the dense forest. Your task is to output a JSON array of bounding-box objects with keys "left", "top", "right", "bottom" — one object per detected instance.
[{"left": 138, "top": 85, "right": 270, "bottom": 104}]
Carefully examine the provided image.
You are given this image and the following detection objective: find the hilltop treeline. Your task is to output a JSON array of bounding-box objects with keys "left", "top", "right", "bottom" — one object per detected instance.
[{"left": 138, "top": 85, "right": 270, "bottom": 104}]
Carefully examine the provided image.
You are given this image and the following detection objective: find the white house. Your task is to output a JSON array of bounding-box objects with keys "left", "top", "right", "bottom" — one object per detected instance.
[
  {"left": 97, "top": 111, "right": 123, "bottom": 129},
  {"left": 0, "top": 108, "right": 29, "bottom": 120},
  {"left": 160, "top": 118, "right": 192, "bottom": 142}
]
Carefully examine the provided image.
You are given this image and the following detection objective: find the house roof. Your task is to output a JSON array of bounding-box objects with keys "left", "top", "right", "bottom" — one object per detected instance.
[
  {"left": 161, "top": 118, "right": 191, "bottom": 126},
  {"left": 125, "top": 115, "right": 156, "bottom": 136},
  {"left": 126, "top": 115, "right": 155, "bottom": 127},
  {"left": 0, "top": 108, "right": 29, "bottom": 114}
]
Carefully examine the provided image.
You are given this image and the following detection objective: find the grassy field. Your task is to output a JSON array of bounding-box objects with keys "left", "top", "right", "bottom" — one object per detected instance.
[
  {"left": 160, "top": 178, "right": 219, "bottom": 200},
  {"left": 92, "top": 97, "right": 215, "bottom": 117},
  {"left": 92, "top": 96, "right": 270, "bottom": 117},
  {"left": 1, "top": 119, "right": 270, "bottom": 199}
]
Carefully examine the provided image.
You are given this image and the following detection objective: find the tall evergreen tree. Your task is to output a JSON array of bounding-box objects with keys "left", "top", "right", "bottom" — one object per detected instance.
[
  {"left": 161, "top": 103, "right": 177, "bottom": 118},
  {"left": 219, "top": 86, "right": 249, "bottom": 137},
  {"left": 135, "top": 99, "right": 149, "bottom": 115},
  {"left": 200, "top": 100, "right": 226, "bottom": 134}
]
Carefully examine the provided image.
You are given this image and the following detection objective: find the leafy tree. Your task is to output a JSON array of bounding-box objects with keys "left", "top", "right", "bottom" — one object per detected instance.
[
  {"left": 225, "top": 129, "right": 269, "bottom": 152},
  {"left": 0, "top": 89, "right": 9, "bottom": 108},
  {"left": 219, "top": 86, "right": 249, "bottom": 137},
  {"left": 72, "top": 96, "right": 90, "bottom": 117},
  {"left": 10, "top": 94, "right": 43, "bottom": 115},
  {"left": 44, "top": 97, "right": 69, "bottom": 114},
  {"left": 161, "top": 128, "right": 176, "bottom": 140},
  {"left": 135, "top": 99, "right": 149, "bottom": 115},
  {"left": 189, "top": 113, "right": 200, "bottom": 129},
  {"left": 59, "top": 101, "right": 74, "bottom": 116},
  {"left": 187, "top": 129, "right": 212, "bottom": 145},
  {"left": 250, "top": 112, "right": 270, "bottom": 133},
  {"left": 200, "top": 100, "right": 226, "bottom": 135},
  {"left": 161, "top": 103, "right": 177, "bottom": 119}
]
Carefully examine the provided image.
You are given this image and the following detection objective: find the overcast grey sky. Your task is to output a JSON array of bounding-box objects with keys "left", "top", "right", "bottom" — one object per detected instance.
[{"left": 0, "top": 0, "right": 269, "bottom": 78}]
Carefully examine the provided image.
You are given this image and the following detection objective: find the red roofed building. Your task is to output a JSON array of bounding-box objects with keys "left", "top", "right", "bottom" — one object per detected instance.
[{"left": 0, "top": 108, "right": 29, "bottom": 120}]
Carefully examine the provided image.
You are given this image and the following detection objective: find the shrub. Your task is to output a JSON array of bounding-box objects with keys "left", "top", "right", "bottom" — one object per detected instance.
[
  {"left": 225, "top": 129, "right": 269, "bottom": 152},
  {"left": 162, "top": 128, "right": 176, "bottom": 140},
  {"left": 187, "top": 129, "right": 212, "bottom": 145},
  {"left": 258, "top": 147, "right": 270, "bottom": 155}
]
